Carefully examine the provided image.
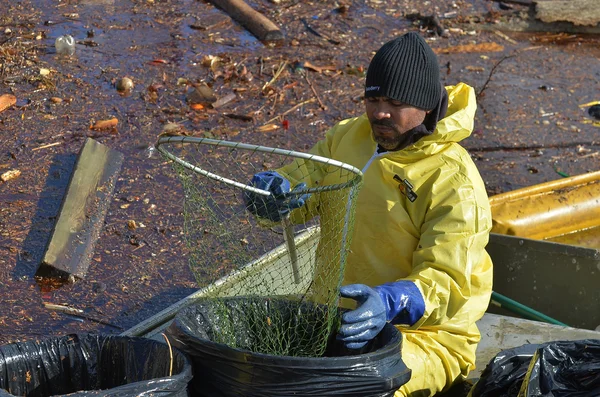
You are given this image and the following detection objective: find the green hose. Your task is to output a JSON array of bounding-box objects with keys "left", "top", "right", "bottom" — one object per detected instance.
[{"left": 491, "top": 291, "right": 569, "bottom": 327}]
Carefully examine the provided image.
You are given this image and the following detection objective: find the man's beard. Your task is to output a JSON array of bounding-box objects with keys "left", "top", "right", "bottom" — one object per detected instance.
[{"left": 371, "top": 119, "right": 407, "bottom": 151}]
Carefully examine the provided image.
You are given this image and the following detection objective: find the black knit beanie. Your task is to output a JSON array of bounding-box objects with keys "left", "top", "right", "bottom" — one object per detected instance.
[{"left": 365, "top": 32, "right": 441, "bottom": 110}]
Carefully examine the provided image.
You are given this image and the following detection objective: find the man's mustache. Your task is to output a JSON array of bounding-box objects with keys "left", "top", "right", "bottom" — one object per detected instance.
[{"left": 372, "top": 119, "right": 398, "bottom": 130}]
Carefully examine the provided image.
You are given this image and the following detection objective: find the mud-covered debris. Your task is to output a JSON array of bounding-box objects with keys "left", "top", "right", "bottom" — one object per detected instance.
[
  {"left": 0, "top": 94, "right": 17, "bottom": 113},
  {"left": 1, "top": 169, "right": 21, "bottom": 182},
  {"left": 49, "top": 97, "right": 62, "bottom": 104},
  {"left": 90, "top": 118, "right": 118, "bottom": 131}
]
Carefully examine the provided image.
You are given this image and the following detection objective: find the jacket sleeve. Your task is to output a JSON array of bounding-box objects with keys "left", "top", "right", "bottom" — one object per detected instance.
[{"left": 404, "top": 172, "right": 492, "bottom": 329}]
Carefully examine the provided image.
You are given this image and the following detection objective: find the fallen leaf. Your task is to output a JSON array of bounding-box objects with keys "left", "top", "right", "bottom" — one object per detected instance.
[
  {"left": 434, "top": 42, "right": 504, "bottom": 54},
  {"left": 190, "top": 103, "right": 204, "bottom": 110},
  {"left": 1, "top": 169, "right": 21, "bottom": 182},
  {"left": 0, "top": 94, "right": 17, "bottom": 113},
  {"left": 90, "top": 118, "right": 118, "bottom": 130}
]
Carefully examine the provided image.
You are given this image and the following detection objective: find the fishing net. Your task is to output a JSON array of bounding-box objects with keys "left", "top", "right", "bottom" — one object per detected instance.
[{"left": 156, "top": 136, "right": 362, "bottom": 358}]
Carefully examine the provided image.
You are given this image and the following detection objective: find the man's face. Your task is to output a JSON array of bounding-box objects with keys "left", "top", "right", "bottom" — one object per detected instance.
[{"left": 365, "top": 97, "right": 429, "bottom": 151}]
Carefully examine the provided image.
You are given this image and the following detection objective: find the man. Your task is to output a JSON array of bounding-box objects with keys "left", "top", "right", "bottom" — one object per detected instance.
[{"left": 244, "top": 32, "right": 493, "bottom": 396}]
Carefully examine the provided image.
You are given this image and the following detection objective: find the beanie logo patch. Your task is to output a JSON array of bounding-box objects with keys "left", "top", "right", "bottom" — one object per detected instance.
[
  {"left": 365, "top": 86, "right": 380, "bottom": 92},
  {"left": 393, "top": 174, "right": 418, "bottom": 202}
]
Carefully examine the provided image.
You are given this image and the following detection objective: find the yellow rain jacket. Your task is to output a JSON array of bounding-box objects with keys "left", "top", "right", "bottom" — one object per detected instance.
[{"left": 281, "top": 83, "right": 493, "bottom": 396}]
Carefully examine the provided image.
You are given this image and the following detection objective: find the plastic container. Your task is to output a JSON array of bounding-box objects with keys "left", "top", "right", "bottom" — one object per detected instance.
[
  {"left": 166, "top": 297, "right": 411, "bottom": 397},
  {"left": 0, "top": 334, "right": 192, "bottom": 397}
]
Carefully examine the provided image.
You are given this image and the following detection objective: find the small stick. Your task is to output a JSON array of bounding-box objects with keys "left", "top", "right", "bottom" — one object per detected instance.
[
  {"left": 477, "top": 54, "right": 515, "bottom": 98},
  {"left": 469, "top": 141, "right": 600, "bottom": 152},
  {"left": 304, "top": 74, "right": 327, "bottom": 111},
  {"left": 263, "top": 98, "right": 316, "bottom": 125},
  {"left": 262, "top": 61, "right": 287, "bottom": 92},
  {"left": 162, "top": 333, "right": 174, "bottom": 376},
  {"left": 44, "top": 302, "right": 123, "bottom": 330},
  {"left": 493, "top": 29, "right": 518, "bottom": 44},
  {"left": 32, "top": 142, "right": 61, "bottom": 151}
]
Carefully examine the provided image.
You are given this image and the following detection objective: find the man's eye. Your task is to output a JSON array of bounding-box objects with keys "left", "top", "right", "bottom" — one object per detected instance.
[
  {"left": 366, "top": 97, "right": 378, "bottom": 103},
  {"left": 389, "top": 101, "right": 404, "bottom": 107}
]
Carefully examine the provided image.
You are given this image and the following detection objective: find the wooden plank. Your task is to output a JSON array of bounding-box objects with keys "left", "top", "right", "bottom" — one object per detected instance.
[
  {"left": 208, "top": 0, "right": 284, "bottom": 43},
  {"left": 37, "top": 138, "right": 123, "bottom": 279},
  {"left": 535, "top": 0, "right": 600, "bottom": 27}
]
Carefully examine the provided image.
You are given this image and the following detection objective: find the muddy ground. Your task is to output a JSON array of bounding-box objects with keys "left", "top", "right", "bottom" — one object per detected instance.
[{"left": 0, "top": 0, "right": 598, "bottom": 343}]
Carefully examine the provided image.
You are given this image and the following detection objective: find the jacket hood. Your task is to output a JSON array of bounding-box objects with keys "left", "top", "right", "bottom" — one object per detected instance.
[{"left": 412, "top": 82, "right": 476, "bottom": 152}]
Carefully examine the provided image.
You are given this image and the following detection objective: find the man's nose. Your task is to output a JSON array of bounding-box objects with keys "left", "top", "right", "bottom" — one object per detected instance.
[{"left": 372, "top": 106, "right": 391, "bottom": 119}]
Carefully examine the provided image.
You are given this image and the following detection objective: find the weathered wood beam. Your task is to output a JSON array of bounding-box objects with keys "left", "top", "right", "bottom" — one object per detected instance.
[
  {"left": 208, "top": 0, "right": 284, "bottom": 43},
  {"left": 37, "top": 138, "right": 123, "bottom": 279}
]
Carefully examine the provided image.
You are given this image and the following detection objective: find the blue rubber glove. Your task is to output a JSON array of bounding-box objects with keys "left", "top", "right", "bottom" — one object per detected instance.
[
  {"left": 338, "top": 284, "right": 386, "bottom": 350},
  {"left": 375, "top": 281, "right": 426, "bottom": 326},
  {"left": 243, "top": 171, "right": 311, "bottom": 222},
  {"left": 338, "top": 281, "right": 426, "bottom": 349}
]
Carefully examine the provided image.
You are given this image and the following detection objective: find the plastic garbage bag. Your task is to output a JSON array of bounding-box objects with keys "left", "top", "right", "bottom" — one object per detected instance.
[
  {"left": 469, "top": 339, "right": 600, "bottom": 397},
  {"left": 0, "top": 334, "right": 192, "bottom": 397},
  {"left": 166, "top": 297, "right": 411, "bottom": 397}
]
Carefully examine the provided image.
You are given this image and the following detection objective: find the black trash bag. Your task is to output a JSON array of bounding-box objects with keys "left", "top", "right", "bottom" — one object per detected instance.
[
  {"left": 0, "top": 334, "right": 192, "bottom": 397},
  {"left": 166, "top": 297, "right": 412, "bottom": 397},
  {"left": 469, "top": 339, "right": 600, "bottom": 397}
]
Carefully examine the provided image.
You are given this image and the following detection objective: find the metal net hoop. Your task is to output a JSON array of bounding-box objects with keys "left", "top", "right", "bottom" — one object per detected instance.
[{"left": 156, "top": 136, "right": 363, "bottom": 357}]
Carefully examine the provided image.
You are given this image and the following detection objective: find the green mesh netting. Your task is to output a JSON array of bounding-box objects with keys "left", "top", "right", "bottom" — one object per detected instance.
[{"left": 156, "top": 136, "right": 362, "bottom": 357}]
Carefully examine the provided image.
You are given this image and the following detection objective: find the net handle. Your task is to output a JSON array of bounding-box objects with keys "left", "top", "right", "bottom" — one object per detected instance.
[{"left": 155, "top": 136, "right": 363, "bottom": 196}]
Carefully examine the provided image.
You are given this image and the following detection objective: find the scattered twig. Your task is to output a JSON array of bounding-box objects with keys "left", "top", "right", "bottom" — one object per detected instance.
[
  {"left": 263, "top": 98, "right": 316, "bottom": 125},
  {"left": 43, "top": 302, "right": 124, "bottom": 330},
  {"left": 162, "top": 333, "right": 174, "bottom": 376},
  {"left": 493, "top": 29, "right": 518, "bottom": 44},
  {"left": 303, "top": 74, "right": 327, "bottom": 110},
  {"left": 300, "top": 18, "right": 341, "bottom": 45},
  {"left": 262, "top": 61, "right": 287, "bottom": 92},
  {"left": 32, "top": 142, "right": 61, "bottom": 151},
  {"left": 469, "top": 141, "right": 600, "bottom": 152},
  {"left": 477, "top": 54, "right": 515, "bottom": 98},
  {"left": 478, "top": 46, "right": 544, "bottom": 98},
  {"left": 579, "top": 151, "right": 599, "bottom": 159}
]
